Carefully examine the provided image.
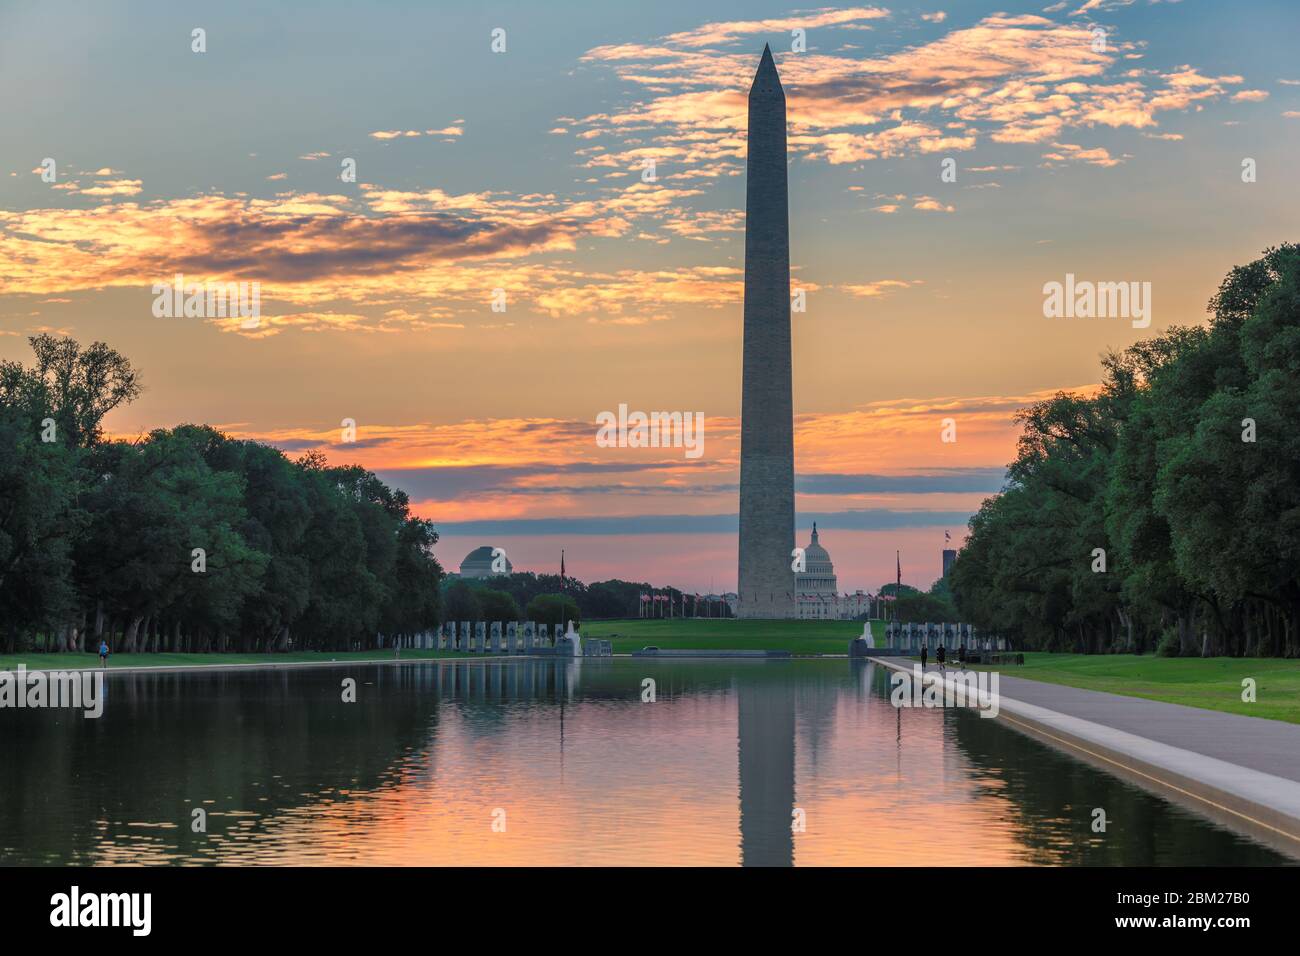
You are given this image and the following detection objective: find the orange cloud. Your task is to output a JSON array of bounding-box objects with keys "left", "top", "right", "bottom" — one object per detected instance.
[
  {"left": 571, "top": 13, "right": 1245, "bottom": 180},
  {"left": 0, "top": 179, "right": 742, "bottom": 330},
  {"left": 177, "top": 387, "right": 1090, "bottom": 526},
  {"left": 839, "top": 279, "right": 923, "bottom": 298},
  {"left": 1040, "top": 142, "right": 1126, "bottom": 167}
]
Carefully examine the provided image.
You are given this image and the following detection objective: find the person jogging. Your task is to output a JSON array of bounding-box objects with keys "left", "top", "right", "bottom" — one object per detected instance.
[
  {"left": 936, "top": 644, "right": 946, "bottom": 670},
  {"left": 98, "top": 640, "right": 110, "bottom": 667},
  {"left": 920, "top": 644, "right": 928, "bottom": 669}
]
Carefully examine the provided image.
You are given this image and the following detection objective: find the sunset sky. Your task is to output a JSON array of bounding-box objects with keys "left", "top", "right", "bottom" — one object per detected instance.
[{"left": 3, "top": 0, "right": 1297, "bottom": 593}]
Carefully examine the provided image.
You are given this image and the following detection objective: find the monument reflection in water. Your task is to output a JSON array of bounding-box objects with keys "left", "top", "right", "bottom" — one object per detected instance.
[{"left": 0, "top": 659, "right": 1287, "bottom": 866}]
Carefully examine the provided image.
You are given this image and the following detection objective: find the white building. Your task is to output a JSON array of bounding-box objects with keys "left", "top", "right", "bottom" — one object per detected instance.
[{"left": 794, "top": 524, "right": 872, "bottom": 620}]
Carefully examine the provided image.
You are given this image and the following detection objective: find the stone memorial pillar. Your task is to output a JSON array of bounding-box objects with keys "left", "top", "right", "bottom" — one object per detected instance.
[
  {"left": 523, "top": 621, "right": 535, "bottom": 650},
  {"left": 490, "top": 621, "right": 502, "bottom": 653},
  {"left": 538, "top": 623, "right": 550, "bottom": 647},
  {"left": 471, "top": 622, "right": 484, "bottom": 653},
  {"left": 557, "top": 620, "right": 581, "bottom": 656},
  {"left": 506, "top": 622, "right": 518, "bottom": 653}
]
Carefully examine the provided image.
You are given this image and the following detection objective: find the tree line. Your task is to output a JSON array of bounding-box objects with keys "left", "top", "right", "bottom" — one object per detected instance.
[
  {"left": 1, "top": 335, "right": 443, "bottom": 654},
  {"left": 439, "top": 573, "right": 733, "bottom": 628},
  {"left": 880, "top": 579, "right": 959, "bottom": 624},
  {"left": 950, "top": 245, "right": 1300, "bottom": 657}
]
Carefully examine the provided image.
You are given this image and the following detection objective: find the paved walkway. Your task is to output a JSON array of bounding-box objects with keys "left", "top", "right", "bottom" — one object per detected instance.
[
  {"left": 878, "top": 657, "right": 1300, "bottom": 855},
  {"left": 955, "top": 664, "right": 1300, "bottom": 782}
]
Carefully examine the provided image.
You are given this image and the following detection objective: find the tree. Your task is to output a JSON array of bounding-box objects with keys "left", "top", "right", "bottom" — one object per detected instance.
[
  {"left": 526, "top": 593, "right": 580, "bottom": 634},
  {"left": 894, "top": 589, "right": 957, "bottom": 623},
  {"left": 476, "top": 588, "right": 520, "bottom": 624},
  {"left": 0, "top": 334, "right": 142, "bottom": 448},
  {"left": 443, "top": 580, "right": 482, "bottom": 623},
  {"left": 0, "top": 335, "right": 449, "bottom": 655},
  {"left": 952, "top": 244, "right": 1300, "bottom": 658},
  {"left": 0, "top": 404, "right": 82, "bottom": 651}
]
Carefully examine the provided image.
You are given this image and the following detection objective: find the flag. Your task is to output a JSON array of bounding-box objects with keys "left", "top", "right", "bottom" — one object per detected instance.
[{"left": 945, "top": 530, "right": 951, "bottom": 543}]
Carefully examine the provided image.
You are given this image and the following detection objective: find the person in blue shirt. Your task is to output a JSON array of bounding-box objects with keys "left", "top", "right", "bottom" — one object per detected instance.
[{"left": 98, "top": 641, "right": 109, "bottom": 667}]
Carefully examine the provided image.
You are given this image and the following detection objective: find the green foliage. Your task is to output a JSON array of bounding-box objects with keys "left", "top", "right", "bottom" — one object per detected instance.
[
  {"left": 475, "top": 588, "right": 520, "bottom": 624},
  {"left": 0, "top": 403, "right": 82, "bottom": 648},
  {"left": 525, "top": 593, "right": 581, "bottom": 633},
  {"left": 0, "top": 336, "right": 444, "bottom": 653},
  {"left": 466, "top": 571, "right": 718, "bottom": 620},
  {"left": 894, "top": 590, "right": 957, "bottom": 623},
  {"left": 951, "top": 244, "right": 1300, "bottom": 658},
  {"left": 877, "top": 582, "right": 919, "bottom": 598},
  {"left": 443, "top": 580, "right": 482, "bottom": 622}
]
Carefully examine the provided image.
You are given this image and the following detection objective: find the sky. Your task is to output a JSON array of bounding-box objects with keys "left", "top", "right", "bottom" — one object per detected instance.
[{"left": 2, "top": 0, "right": 1298, "bottom": 593}]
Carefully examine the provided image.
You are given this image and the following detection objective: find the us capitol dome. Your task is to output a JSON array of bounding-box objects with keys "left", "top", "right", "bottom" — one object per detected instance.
[{"left": 795, "top": 524, "right": 869, "bottom": 620}]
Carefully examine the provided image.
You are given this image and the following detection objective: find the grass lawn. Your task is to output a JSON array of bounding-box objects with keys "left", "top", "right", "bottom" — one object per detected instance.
[
  {"left": 0, "top": 649, "right": 461, "bottom": 671},
  {"left": 967, "top": 652, "right": 1300, "bottom": 724},
  {"left": 582, "top": 617, "right": 869, "bottom": 655}
]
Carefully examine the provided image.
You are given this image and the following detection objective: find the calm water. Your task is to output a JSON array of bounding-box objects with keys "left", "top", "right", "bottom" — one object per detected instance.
[{"left": 0, "top": 658, "right": 1289, "bottom": 865}]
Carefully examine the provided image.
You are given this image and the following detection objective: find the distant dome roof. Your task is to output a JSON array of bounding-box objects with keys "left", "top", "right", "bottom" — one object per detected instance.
[
  {"left": 460, "top": 545, "right": 511, "bottom": 578},
  {"left": 805, "top": 522, "right": 830, "bottom": 561}
]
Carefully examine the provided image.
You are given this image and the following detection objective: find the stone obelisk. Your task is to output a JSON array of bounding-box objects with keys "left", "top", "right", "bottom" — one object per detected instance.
[{"left": 737, "top": 45, "right": 795, "bottom": 619}]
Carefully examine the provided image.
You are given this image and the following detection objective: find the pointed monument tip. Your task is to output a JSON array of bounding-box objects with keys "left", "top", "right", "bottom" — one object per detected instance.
[{"left": 751, "top": 42, "right": 782, "bottom": 93}]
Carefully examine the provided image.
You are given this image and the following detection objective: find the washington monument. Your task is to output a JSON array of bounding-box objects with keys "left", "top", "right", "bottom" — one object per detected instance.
[{"left": 736, "top": 45, "right": 796, "bottom": 620}]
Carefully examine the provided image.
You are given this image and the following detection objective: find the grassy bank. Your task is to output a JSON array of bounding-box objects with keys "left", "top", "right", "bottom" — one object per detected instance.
[
  {"left": 967, "top": 652, "right": 1300, "bottom": 724},
  {"left": 0, "top": 649, "right": 461, "bottom": 671},
  {"left": 581, "top": 618, "right": 869, "bottom": 654}
]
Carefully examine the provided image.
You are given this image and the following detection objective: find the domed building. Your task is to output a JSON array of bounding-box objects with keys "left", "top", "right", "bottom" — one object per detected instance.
[
  {"left": 459, "top": 545, "right": 512, "bottom": 579},
  {"left": 794, "top": 524, "right": 872, "bottom": 620},
  {"left": 796, "top": 524, "right": 838, "bottom": 619}
]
